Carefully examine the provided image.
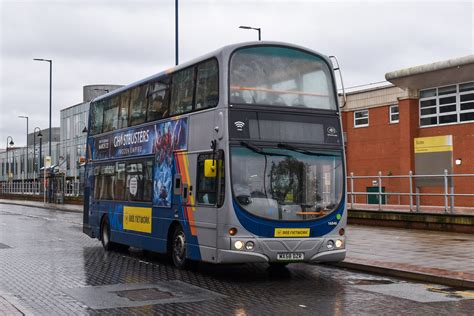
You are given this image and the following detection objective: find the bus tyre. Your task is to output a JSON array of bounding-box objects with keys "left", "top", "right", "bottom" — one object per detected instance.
[
  {"left": 171, "top": 226, "right": 192, "bottom": 269},
  {"left": 101, "top": 217, "right": 116, "bottom": 251}
]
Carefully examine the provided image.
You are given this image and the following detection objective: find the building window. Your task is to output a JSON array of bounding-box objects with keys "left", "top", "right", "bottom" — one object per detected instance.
[
  {"left": 389, "top": 105, "right": 399, "bottom": 123},
  {"left": 419, "top": 81, "right": 474, "bottom": 127},
  {"left": 354, "top": 109, "right": 369, "bottom": 127},
  {"left": 66, "top": 117, "right": 71, "bottom": 139}
]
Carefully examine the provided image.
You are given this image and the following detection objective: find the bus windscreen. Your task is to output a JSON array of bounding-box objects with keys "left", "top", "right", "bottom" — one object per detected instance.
[{"left": 230, "top": 46, "right": 336, "bottom": 110}]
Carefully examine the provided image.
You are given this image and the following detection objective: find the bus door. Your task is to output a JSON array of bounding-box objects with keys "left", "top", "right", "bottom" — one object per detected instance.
[{"left": 172, "top": 151, "right": 222, "bottom": 261}]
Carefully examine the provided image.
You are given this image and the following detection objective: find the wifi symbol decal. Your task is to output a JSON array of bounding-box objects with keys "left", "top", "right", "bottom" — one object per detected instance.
[{"left": 234, "top": 121, "right": 245, "bottom": 131}]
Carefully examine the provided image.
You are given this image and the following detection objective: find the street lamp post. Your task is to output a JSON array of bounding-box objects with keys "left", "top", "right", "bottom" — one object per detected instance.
[
  {"left": 175, "top": 0, "right": 179, "bottom": 65},
  {"left": 6, "top": 136, "right": 14, "bottom": 182},
  {"left": 33, "top": 58, "right": 53, "bottom": 157},
  {"left": 239, "top": 25, "right": 261, "bottom": 41},
  {"left": 33, "top": 127, "right": 42, "bottom": 184},
  {"left": 18, "top": 116, "right": 29, "bottom": 180}
]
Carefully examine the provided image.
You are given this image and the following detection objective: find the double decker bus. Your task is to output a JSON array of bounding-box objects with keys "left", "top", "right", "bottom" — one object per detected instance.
[{"left": 83, "top": 41, "right": 346, "bottom": 268}]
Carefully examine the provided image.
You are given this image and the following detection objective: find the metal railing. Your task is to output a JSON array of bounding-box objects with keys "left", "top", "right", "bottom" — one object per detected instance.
[
  {"left": 0, "top": 179, "right": 82, "bottom": 197},
  {"left": 348, "top": 170, "right": 474, "bottom": 213}
]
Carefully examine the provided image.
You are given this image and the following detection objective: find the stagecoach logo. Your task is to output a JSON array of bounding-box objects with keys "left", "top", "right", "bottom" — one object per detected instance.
[
  {"left": 327, "top": 126, "right": 338, "bottom": 137},
  {"left": 234, "top": 121, "right": 245, "bottom": 132},
  {"left": 98, "top": 138, "right": 109, "bottom": 150}
]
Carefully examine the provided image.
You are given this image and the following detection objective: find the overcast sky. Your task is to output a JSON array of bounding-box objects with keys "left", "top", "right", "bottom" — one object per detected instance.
[{"left": 1, "top": 0, "right": 473, "bottom": 147}]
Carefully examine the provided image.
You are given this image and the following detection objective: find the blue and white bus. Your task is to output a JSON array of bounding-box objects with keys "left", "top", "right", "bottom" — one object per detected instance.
[{"left": 83, "top": 42, "right": 346, "bottom": 268}]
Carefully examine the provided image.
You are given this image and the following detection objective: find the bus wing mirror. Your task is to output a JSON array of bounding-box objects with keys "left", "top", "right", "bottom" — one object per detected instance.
[{"left": 204, "top": 160, "right": 217, "bottom": 177}]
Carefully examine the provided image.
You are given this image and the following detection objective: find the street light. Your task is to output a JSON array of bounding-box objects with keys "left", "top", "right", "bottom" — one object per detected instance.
[
  {"left": 34, "top": 127, "right": 42, "bottom": 182},
  {"left": 33, "top": 58, "right": 53, "bottom": 157},
  {"left": 175, "top": 0, "right": 179, "bottom": 65},
  {"left": 6, "top": 136, "right": 14, "bottom": 181},
  {"left": 239, "top": 25, "right": 261, "bottom": 41},
  {"left": 18, "top": 115, "right": 29, "bottom": 179}
]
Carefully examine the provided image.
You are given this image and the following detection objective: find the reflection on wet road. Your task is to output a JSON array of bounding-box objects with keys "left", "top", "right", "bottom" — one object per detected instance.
[{"left": 0, "top": 204, "right": 473, "bottom": 315}]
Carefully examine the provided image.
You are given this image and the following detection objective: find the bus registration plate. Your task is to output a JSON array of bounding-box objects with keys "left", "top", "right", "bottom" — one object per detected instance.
[{"left": 277, "top": 252, "right": 304, "bottom": 261}]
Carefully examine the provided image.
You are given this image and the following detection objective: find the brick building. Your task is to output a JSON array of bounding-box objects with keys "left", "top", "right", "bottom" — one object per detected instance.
[{"left": 341, "top": 55, "right": 474, "bottom": 207}]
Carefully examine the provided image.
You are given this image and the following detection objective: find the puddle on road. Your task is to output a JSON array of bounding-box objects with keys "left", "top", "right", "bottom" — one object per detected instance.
[
  {"left": 426, "top": 286, "right": 474, "bottom": 300},
  {"left": 348, "top": 279, "right": 394, "bottom": 285},
  {"left": 354, "top": 282, "right": 474, "bottom": 302}
]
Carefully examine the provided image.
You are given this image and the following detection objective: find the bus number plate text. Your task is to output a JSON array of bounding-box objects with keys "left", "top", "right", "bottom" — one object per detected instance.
[{"left": 277, "top": 252, "right": 304, "bottom": 261}]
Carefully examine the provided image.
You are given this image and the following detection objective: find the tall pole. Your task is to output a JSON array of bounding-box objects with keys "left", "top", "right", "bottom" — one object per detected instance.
[
  {"left": 49, "top": 60, "right": 52, "bottom": 157},
  {"left": 19, "top": 116, "right": 29, "bottom": 179},
  {"left": 34, "top": 127, "right": 42, "bottom": 183},
  {"left": 258, "top": 28, "right": 261, "bottom": 41},
  {"left": 33, "top": 58, "right": 53, "bottom": 156},
  {"left": 175, "top": 0, "right": 178, "bottom": 66}
]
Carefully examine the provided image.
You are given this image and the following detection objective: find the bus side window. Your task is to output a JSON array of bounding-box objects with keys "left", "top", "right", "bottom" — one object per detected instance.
[
  {"left": 129, "top": 85, "right": 148, "bottom": 126},
  {"left": 196, "top": 152, "right": 224, "bottom": 206},
  {"left": 195, "top": 59, "right": 219, "bottom": 110},
  {"left": 102, "top": 96, "right": 119, "bottom": 133},
  {"left": 115, "top": 162, "right": 126, "bottom": 200},
  {"left": 118, "top": 90, "right": 130, "bottom": 129},
  {"left": 90, "top": 101, "right": 104, "bottom": 135},
  {"left": 93, "top": 165, "right": 101, "bottom": 200},
  {"left": 170, "top": 67, "right": 195, "bottom": 116},
  {"left": 125, "top": 159, "right": 153, "bottom": 202},
  {"left": 147, "top": 77, "right": 170, "bottom": 121}
]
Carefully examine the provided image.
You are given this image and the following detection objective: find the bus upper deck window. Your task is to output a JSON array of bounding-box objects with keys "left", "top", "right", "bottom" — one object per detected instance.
[{"left": 195, "top": 59, "right": 219, "bottom": 110}]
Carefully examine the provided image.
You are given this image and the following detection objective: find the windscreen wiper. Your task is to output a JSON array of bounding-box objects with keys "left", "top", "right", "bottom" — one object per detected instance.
[
  {"left": 240, "top": 141, "right": 289, "bottom": 157},
  {"left": 277, "top": 143, "right": 336, "bottom": 157}
]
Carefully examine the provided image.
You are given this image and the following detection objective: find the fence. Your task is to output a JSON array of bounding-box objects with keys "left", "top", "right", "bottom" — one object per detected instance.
[
  {"left": 0, "top": 179, "right": 82, "bottom": 198},
  {"left": 348, "top": 170, "right": 474, "bottom": 213}
]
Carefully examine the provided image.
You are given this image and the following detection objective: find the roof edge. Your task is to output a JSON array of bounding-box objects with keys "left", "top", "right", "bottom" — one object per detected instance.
[{"left": 385, "top": 55, "right": 474, "bottom": 81}]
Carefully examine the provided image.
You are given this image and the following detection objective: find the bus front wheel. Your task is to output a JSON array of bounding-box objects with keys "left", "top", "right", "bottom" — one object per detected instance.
[{"left": 171, "top": 226, "right": 193, "bottom": 269}]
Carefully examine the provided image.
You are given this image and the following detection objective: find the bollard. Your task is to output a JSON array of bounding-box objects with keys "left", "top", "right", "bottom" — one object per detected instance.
[
  {"left": 444, "top": 169, "right": 448, "bottom": 213},
  {"left": 409, "top": 171, "right": 413, "bottom": 212},
  {"left": 378, "top": 171, "right": 382, "bottom": 211},
  {"left": 350, "top": 172, "right": 354, "bottom": 209}
]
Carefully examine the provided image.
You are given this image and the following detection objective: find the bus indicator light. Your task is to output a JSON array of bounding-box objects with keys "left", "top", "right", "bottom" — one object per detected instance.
[{"left": 229, "top": 227, "right": 237, "bottom": 236}]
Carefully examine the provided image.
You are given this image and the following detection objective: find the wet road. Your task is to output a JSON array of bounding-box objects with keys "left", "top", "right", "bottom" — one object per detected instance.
[{"left": 0, "top": 204, "right": 473, "bottom": 315}]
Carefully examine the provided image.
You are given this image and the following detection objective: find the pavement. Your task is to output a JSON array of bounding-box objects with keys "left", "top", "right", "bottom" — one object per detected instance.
[{"left": 1, "top": 198, "right": 473, "bottom": 289}]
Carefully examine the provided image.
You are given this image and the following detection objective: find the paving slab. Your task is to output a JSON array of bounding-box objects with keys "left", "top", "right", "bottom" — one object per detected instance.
[{"left": 339, "top": 225, "right": 474, "bottom": 288}]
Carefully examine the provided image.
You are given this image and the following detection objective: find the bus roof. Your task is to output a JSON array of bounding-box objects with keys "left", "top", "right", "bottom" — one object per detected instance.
[{"left": 91, "top": 41, "right": 331, "bottom": 103}]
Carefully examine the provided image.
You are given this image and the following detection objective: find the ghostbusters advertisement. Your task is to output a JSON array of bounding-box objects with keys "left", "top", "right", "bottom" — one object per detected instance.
[{"left": 90, "top": 117, "right": 188, "bottom": 208}]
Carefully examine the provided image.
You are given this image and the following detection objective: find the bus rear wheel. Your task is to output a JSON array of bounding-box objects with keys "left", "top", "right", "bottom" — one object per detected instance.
[
  {"left": 171, "top": 226, "right": 193, "bottom": 269},
  {"left": 101, "top": 217, "right": 121, "bottom": 251}
]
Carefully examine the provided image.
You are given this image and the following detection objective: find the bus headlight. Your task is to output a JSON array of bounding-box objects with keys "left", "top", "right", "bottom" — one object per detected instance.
[
  {"left": 234, "top": 240, "right": 244, "bottom": 250},
  {"left": 335, "top": 239, "right": 343, "bottom": 248},
  {"left": 245, "top": 241, "right": 255, "bottom": 250}
]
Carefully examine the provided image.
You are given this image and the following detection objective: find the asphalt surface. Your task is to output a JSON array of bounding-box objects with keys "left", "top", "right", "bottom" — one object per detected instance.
[{"left": 0, "top": 203, "right": 473, "bottom": 315}]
